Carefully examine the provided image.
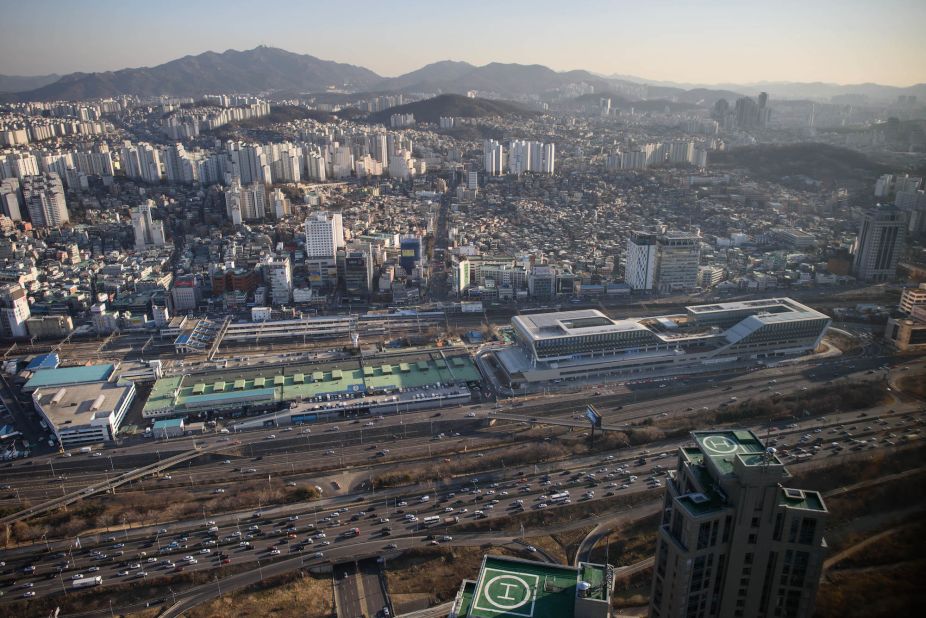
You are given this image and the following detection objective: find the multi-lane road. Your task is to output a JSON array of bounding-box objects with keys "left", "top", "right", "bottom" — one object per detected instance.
[{"left": 0, "top": 340, "right": 922, "bottom": 613}]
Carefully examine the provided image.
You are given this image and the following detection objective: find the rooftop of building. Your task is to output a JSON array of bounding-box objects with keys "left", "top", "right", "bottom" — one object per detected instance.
[
  {"left": 24, "top": 363, "right": 115, "bottom": 392},
  {"left": 34, "top": 380, "right": 133, "bottom": 428},
  {"left": 454, "top": 554, "right": 610, "bottom": 618},
  {"left": 691, "top": 429, "right": 767, "bottom": 476},
  {"left": 512, "top": 309, "right": 648, "bottom": 340},
  {"left": 778, "top": 487, "right": 827, "bottom": 513},
  {"left": 143, "top": 353, "right": 480, "bottom": 414}
]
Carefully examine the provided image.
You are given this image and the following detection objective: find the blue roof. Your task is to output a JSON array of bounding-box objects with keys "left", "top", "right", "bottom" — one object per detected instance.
[
  {"left": 26, "top": 353, "right": 60, "bottom": 371},
  {"left": 24, "top": 364, "right": 115, "bottom": 391},
  {"left": 153, "top": 418, "right": 184, "bottom": 428}
]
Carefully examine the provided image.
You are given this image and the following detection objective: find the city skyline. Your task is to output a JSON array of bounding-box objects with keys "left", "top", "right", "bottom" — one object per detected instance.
[{"left": 2, "top": 0, "right": 926, "bottom": 87}]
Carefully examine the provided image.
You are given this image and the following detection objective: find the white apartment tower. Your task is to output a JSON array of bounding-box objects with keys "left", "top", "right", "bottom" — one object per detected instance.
[
  {"left": 483, "top": 140, "right": 505, "bottom": 176},
  {"left": 131, "top": 200, "right": 166, "bottom": 251},
  {"left": 22, "top": 173, "right": 69, "bottom": 227},
  {"left": 224, "top": 179, "right": 267, "bottom": 224}
]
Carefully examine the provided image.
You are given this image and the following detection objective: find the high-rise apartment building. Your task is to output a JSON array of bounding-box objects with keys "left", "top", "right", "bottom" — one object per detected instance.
[
  {"left": 131, "top": 200, "right": 166, "bottom": 251},
  {"left": 483, "top": 139, "right": 505, "bottom": 176},
  {"left": 224, "top": 179, "right": 267, "bottom": 224},
  {"left": 852, "top": 206, "right": 906, "bottom": 282},
  {"left": 625, "top": 231, "right": 658, "bottom": 291},
  {"left": 22, "top": 173, "right": 69, "bottom": 227},
  {"left": 649, "top": 430, "right": 828, "bottom": 618},
  {"left": 655, "top": 232, "right": 701, "bottom": 292},
  {"left": 270, "top": 188, "right": 290, "bottom": 219},
  {"left": 0, "top": 177, "right": 24, "bottom": 220}
]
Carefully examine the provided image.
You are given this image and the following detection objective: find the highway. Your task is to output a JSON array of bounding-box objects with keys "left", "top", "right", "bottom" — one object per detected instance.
[
  {"left": 1, "top": 401, "right": 921, "bottom": 609},
  {"left": 0, "top": 338, "right": 921, "bottom": 613}
]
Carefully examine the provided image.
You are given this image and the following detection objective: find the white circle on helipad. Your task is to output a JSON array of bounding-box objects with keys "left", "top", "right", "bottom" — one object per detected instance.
[
  {"left": 483, "top": 575, "right": 532, "bottom": 610},
  {"left": 703, "top": 435, "right": 737, "bottom": 454}
]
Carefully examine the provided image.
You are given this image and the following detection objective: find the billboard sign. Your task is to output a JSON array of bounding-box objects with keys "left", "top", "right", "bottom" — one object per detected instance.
[{"left": 585, "top": 405, "right": 602, "bottom": 428}]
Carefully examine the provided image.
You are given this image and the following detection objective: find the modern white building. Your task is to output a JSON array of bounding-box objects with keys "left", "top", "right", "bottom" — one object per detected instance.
[
  {"left": 304, "top": 211, "right": 345, "bottom": 259},
  {"left": 33, "top": 380, "right": 135, "bottom": 448},
  {"left": 131, "top": 200, "right": 166, "bottom": 251},
  {"left": 483, "top": 298, "right": 830, "bottom": 393},
  {"left": 22, "top": 172, "right": 69, "bottom": 227}
]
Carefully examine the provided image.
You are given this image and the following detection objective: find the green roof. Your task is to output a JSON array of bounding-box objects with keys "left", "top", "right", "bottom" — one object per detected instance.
[
  {"left": 779, "top": 488, "right": 827, "bottom": 512},
  {"left": 234, "top": 379, "right": 246, "bottom": 390},
  {"left": 274, "top": 375, "right": 285, "bottom": 385},
  {"left": 293, "top": 373, "right": 305, "bottom": 383},
  {"left": 398, "top": 363, "right": 410, "bottom": 372},
  {"left": 363, "top": 366, "right": 375, "bottom": 376},
  {"left": 312, "top": 371, "right": 324, "bottom": 381},
  {"left": 331, "top": 369, "right": 343, "bottom": 379},
  {"left": 417, "top": 361, "right": 429, "bottom": 371},
  {"left": 24, "top": 364, "right": 115, "bottom": 391},
  {"left": 468, "top": 555, "right": 581, "bottom": 618},
  {"left": 213, "top": 381, "right": 226, "bottom": 392},
  {"left": 254, "top": 377, "right": 266, "bottom": 387},
  {"left": 692, "top": 430, "right": 765, "bottom": 476},
  {"left": 192, "top": 383, "right": 205, "bottom": 394},
  {"left": 381, "top": 364, "right": 392, "bottom": 374}
]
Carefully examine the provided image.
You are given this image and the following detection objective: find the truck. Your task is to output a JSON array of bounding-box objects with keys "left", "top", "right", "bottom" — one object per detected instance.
[
  {"left": 342, "top": 528, "right": 361, "bottom": 538},
  {"left": 422, "top": 516, "right": 441, "bottom": 526},
  {"left": 443, "top": 516, "right": 459, "bottom": 525},
  {"left": 418, "top": 495, "right": 430, "bottom": 503},
  {"left": 72, "top": 576, "right": 103, "bottom": 589}
]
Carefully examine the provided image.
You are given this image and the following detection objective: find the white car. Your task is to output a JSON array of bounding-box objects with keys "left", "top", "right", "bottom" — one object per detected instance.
[{"left": 200, "top": 549, "right": 211, "bottom": 554}]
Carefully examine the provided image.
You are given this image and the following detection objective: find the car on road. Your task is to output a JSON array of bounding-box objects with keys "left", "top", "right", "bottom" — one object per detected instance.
[
  {"left": 526, "top": 545, "right": 537, "bottom": 553},
  {"left": 22, "top": 591, "right": 35, "bottom": 598},
  {"left": 385, "top": 543, "right": 398, "bottom": 550},
  {"left": 312, "top": 552, "right": 324, "bottom": 559}
]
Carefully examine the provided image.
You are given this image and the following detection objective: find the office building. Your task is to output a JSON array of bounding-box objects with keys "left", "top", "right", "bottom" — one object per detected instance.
[
  {"left": 264, "top": 255, "right": 293, "bottom": 305},
  {"left": 342, "top": 243, "right": 375, "bottom": 298},
  {"left": 625, "top": 231, "right": 658, "bottom": 291},
  {"left": 528, "top": 265, "right": 557, "bottom": 299},
  {"left": 131, "top": 200, "right": 166, "bottom": 251},
  {"left": 0, "top": 282, "right": 30, "bottom": 338},
  {"left": 899, "top": 283, "right": 926, "bottom": 315},
  {"left": 22, "top": 172, "right": 69, "bottom": 227},
  {"left": 447, "top": 554, "right": 614, "bottom": 618},
  {"left": 31, "top": 366, "right": 135, "bottom": 448},
  {"left": 304, "top": 211, "right": 345, "bottom": 259},
  {"left": 399, "top": 235, "right": 423, "bottom": 277},
  {"left": 852, "top": 206, "right": 906, "bottom": 282},
  {"left": 485, "top": 298, "right": 829, "bottom": 392},
  {"left": 649, "top": 430, "right": 828, "bottom": 618},
  {"left": 655, "top": 232, "right": 701, "bottom": 292}
]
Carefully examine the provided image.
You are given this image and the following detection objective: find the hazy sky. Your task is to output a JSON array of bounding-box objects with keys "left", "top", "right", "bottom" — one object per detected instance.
[{"left": 2, "top": 0, "right": 925, "bottom": 86}]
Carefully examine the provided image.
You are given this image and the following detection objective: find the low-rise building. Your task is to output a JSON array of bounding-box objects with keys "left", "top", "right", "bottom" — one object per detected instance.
[{"left": 33, "top": 379, "right": 135, "bottom": 448}]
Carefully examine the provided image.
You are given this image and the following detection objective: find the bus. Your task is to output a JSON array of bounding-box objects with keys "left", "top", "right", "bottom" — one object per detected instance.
[
  {"left": 422, "top": 516, "right": 441, "bottom": 526},
  {"left": 549, "top": 492, "right": 570, "bottom": 504}
]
